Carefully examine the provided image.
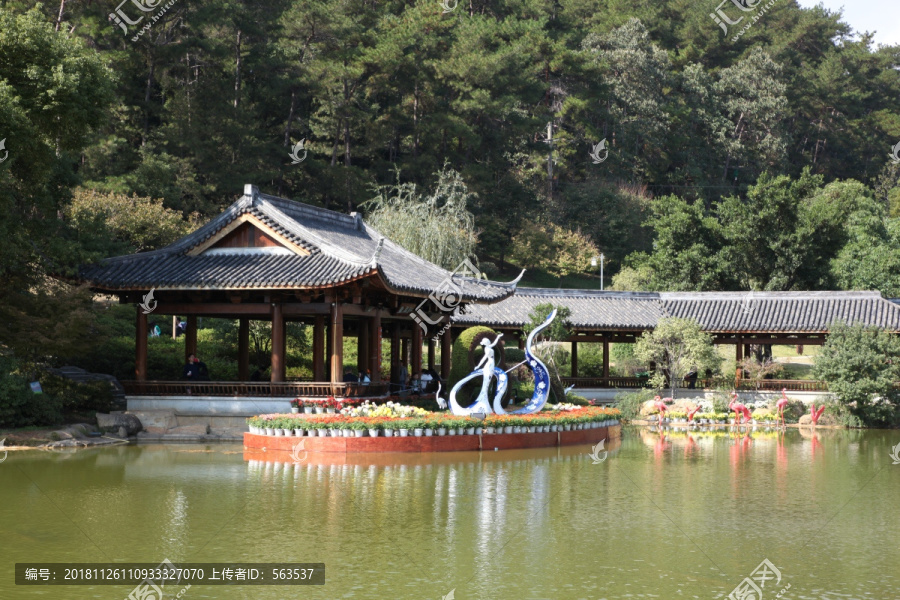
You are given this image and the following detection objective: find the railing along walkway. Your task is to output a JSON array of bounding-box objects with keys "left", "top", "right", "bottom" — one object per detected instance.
[
  {"left": 122, "top": 381, "right": 390, "bottom": 398},
  {"left": 560, "top": 377, "right": 828, "bottom": 392}
]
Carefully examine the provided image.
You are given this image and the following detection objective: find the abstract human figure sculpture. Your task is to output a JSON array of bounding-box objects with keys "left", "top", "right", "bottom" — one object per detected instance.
[
  {"left": 810, "top": 404, "right": 825, "bottom": 426},
  {"left": 777, "top": 388, "right": 789, "bottom": 428},
  {"left": 449, "top": 309, "right": 558, "bottom": 416},
  {"left": 449, "top": 333, "right": 507, "bottom": 416},
  {"left": 729, "top": 392, "right": 752, "bottom": 425}
]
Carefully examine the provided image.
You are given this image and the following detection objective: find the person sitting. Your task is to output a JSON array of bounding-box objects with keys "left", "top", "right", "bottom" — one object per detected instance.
[
  {"left": 183, "top": 354, "right": 199, "bottom": 380},
  {"left": 343, "top": 367, "right": 358, "bottom": 383},
  {"left": 359, "top": 369, "right": 371, "bottom": 385}
]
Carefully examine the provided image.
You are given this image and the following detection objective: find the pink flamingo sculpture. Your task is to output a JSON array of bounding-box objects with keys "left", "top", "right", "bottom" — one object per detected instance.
[
  {"left": 687, "top": 406, "right": 701, "bottom": 423},
  {"left": 810, "top": 404, "right": 826, "bottom": 426},
  {"left": 776, "top": 388, "right": 789, "bottom": 428},
  {"left": 653, "top": 396, "right": 668, "bottom": 422},
  {"left": 728, "top": 392, "right": 752, "bottom": 425}
]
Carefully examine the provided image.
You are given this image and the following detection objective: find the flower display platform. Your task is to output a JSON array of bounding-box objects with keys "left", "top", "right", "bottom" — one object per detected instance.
[{"left": 243, "top": 423, "right": 620, "bottom": 453}]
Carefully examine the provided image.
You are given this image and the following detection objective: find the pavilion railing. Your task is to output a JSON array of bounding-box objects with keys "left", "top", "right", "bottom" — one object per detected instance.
[
  {"left": 560, "top": 377, "right": 828, "bottom": 392},
  {"left": 122, "top": 381, "right": 390, "bottom": 398}
]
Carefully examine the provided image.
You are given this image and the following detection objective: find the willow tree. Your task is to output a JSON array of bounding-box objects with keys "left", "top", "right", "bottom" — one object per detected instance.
[{"left": 363, "top": 166, "right": 479, "bottom": 270}]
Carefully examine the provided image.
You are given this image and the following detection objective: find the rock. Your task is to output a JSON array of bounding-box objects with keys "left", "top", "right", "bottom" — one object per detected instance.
[
  {"left": 117, "top": 426, "right": 127, "bottom": 438},
  {"left": 53, "top": 430, "right": 74, "bottom": 440},
  {"left": 96, "top": 412, "right": 143, "bottom": 436}
]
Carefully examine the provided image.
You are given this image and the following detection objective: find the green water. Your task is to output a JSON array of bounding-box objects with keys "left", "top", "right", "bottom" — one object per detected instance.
[{"left": 2, "top": 427, "right": 899, "bottom": 599}]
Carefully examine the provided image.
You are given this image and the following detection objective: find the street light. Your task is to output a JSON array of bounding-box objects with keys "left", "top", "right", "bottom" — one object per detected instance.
[{"left": 591, "top": 254, "right": 605, "bottom": 290}]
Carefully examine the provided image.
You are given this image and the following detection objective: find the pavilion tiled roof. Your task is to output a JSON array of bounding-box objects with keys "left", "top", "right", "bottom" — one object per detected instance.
[
  {"left": 79, "top": 185, "right": 519, "bottom": 302},
  {"left": 454, "top": 288, "right": 900, "bottom": 333}
]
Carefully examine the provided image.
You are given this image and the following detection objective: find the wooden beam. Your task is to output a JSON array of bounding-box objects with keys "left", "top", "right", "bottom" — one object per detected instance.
[
  {"left": 157, "top": 303, "right": 270, "bottom": 317},
  {"left": 330, "top": 302, "right": 344, "bottom": 384},
  {"left": 136, "top": 307, "right": 148, "bottom": 382},
  {"left": 313, "top": 315, "right": 325, "bottom": 381},
  {"left": 238, "top": 317, "right": 249, "bottom": 381}
]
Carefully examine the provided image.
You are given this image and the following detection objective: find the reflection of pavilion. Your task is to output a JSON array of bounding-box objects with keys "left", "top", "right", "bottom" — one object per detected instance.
[{"left": 79, "top": 185, "right": 519, "bottom": 402}]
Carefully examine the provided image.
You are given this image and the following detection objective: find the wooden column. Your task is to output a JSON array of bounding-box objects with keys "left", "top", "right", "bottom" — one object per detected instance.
[
  {"left": 136, "top": 307, "right": 148, "bottom": 381},
  {"left": 358, "top": 319, "right": 369, "bottom": 375},
  {"left": 271, "top": 303, "right": 285, "bottom": 382},
  {"left": 602, "top": 339, "right": 610, "bottom": 380},
  {"left": 330, "top": 302, "right": 344, "bottom": 384},
  {"left": 369, "top": 313, "right": 381, "bottom": 382},
  {"left": 171, "top": 315, "right": 178, "bottom": 340},
  {"left": 185, "top": 315, "right": 197, "bottom": 362},
  {"left": 571, "top": 341, "right": 578, "bottom": 378},
  {"left": 313, "top": 315, "right": 325, "bottom": 381},
  {"left": 325, "top": 321, "right": 333, "bottom": 381},
  {"left": 238, "top": 317, "right": 250, "bottom": 380},
  {"left": 391, "top": 325, "right": 400, "bottom": 383},
  {"left": 518, "top": 335, "right": 525, "bottom": 350},
  {"left": 427, "top": 338, "right": 436, "bottom": 371},
  {"left": 441, "top": 328, "right": 452, "bottom": 381},
  {"left": 401, "top": 337, "right": 409, "bottom": 368},
  {"left": 411, "top": 322, "right": 423, "bottom": 378},
  {"left": 735, "top": 338, "right": 743, "bottom": 386}
]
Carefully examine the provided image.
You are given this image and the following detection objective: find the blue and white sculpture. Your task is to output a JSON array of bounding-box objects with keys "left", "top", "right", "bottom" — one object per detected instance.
[
  {"left": 449, "top": 334, "right": 508, "bottom": 415},
  {"left": 449, "top": 308, "right": 558, "bottom": 416}
]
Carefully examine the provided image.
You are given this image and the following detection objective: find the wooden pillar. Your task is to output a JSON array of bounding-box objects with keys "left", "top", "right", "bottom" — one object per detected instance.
[
  {"left": 313, "top": 315, "right": 325, "bottom": 381},
  {"left": 325, "top": 321, "right": 333, "bottom": 381},
  {"left": 271, "top": 303, "right": 285, "bottom": 382},
  {"left": 238, "top": 318, "right": 250, "bottom": 380},
  {"left": 171, "top": 315, "right": 178, "bottom": 340},
  {"left": 411, "top": 322, "right": 423, "bottom": 378},
  {"left": 185, "top": 315, "right": 197, "bottom": 362},
  {"left": 369, "top": 313, "right": 381, "bottom": 382},
  {"left": 735, "top": 338, "right": 743, "bottom": 386},
  {"left": 391, "top": 325, "right": 400, "bottom": 383},
  {"left": 602, "top": 339, "right": 610, "bottom": 380},
  {"left": 518, "top": 335, "right": 525, "bottom": 350},
  {"left": 358, "top": 320, "right": 369, "bottom": 375},
  {"left": 427, "top": 338, "right": 436, "bottom": 371},
  {"left": 330, "top": 302, "right": 344, "bottom": 384},
  {"left": 401, "top": 337, "right": 409, "bottom": 367},
  {"left": 571, "top": 341, "right": 578, "bottom": 378},
  {"left": 441, "top": 328, "right": 452, "bottom": 381},
  {"left": 136, "top": 307, "right": 148, "bottom": 381}
]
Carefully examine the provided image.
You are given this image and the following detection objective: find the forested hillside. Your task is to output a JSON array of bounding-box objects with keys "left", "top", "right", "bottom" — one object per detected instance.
[{"left": 2, "top": 0, "right": 900, "bottom": 313}]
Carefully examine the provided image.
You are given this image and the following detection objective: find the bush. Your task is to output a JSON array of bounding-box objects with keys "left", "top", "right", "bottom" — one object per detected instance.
[
  {"left": 813, "top": 321, "right": 900, "bottom": 427},
  {"left": 0, "top": 357, "right": 62, "bottom": 428},
  {"left": 614, "top": 388, "right": 656, "bottom": 420},
  {"left": 449, "top": 326, "right": 500, "bottom": 388},
  {"left": 39, "top": 374, "right": 118, "bottom": 414},
  {"left": 576, "top": 343, "right": 605, "bottom": 377}
]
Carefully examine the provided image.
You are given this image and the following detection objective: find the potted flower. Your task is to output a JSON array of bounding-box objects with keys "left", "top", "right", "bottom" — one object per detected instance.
[
  {"left": 407, "top": 418, "right": 425, "bottom": 437},
  {"left": 367, "top": 419, "right": 381, "bottom": 438},
  {"left": 397, "top": 419, "right": 411, "bottom": 437},
  {"left": 325, "top": 396, "right": 338, "bottom": 414},
  {"left": 290, "top": 399, "right": 301, "bottom": 414},
  {"left": 302, "top": 399, "right": 316, "bottom": 414},
  {"left": 348, "top": 419, "right": 368, "bottom": 437}
]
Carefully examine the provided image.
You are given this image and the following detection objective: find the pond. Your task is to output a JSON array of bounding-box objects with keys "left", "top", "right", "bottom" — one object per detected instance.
[{"left": 1, "top": 427, "right": 899, "bottom": 599}]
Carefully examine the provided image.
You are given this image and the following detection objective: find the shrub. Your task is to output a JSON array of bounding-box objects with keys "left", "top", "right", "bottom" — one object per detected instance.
[
  {"left": 39, "top": 374, "right": 118, "bottom": 414},
  {"left": 813, "top": 321, "right": 900, "bottom": 427},
  {"left": 0, "top": 357, "right": 62, "bottom": 428},
  {"left": 449, "top": 326, "right": 500, "bottom": 388},
  {"left": 614, "top": 388, "right": 656, "bottom": 420}
]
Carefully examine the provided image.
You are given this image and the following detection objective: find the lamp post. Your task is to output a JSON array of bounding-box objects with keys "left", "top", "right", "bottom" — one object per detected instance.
[{"left": 591, "top": 254, "right": 605, "bottom": 290}]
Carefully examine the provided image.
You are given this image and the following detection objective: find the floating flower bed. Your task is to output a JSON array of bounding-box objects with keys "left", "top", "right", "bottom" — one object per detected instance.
[{"left": 247, "top": 405, "right": 621, "bottom": 437}]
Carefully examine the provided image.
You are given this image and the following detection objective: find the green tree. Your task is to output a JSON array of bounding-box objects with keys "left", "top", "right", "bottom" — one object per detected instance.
[
  {"left": 509, "top": 223, "right": 599, "bottom": 283},
  {"left": 813, "top": 322, "right": 900, "bottom": 426},
  {"left": 634, "top": 317, "right": 720, "bottom": 399}
]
